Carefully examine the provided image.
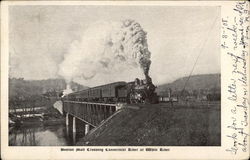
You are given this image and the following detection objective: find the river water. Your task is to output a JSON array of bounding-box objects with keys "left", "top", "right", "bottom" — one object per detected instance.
[{"left": 9, "top": 124, "right": 85, "bottom": 146}]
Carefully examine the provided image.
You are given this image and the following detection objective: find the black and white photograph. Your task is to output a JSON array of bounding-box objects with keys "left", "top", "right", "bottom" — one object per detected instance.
[{"left": 6, "top": 4, "right": 222, "bottom": 147}]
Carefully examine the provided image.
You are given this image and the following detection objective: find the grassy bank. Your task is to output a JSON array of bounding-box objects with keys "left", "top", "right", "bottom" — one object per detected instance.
[{"left": 77, "top": 103, "right": 220, "bottom": 146}]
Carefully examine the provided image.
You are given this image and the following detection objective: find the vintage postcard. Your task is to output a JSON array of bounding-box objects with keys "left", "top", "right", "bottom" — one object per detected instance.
[{"left": 1, "top": 1, "right": 249, "bottom": 160}]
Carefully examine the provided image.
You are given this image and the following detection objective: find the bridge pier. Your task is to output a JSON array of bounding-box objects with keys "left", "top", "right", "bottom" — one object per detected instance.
[
  {"left": 73, "top": 116, "right": 76, "bottom": 133},
  {"left": 66, "top": 113, "right": 69, "bottom": 126},
  {"left": 85, "top": 124, "right": 90, "bottom": 135},
  {"left": 65, "top": 113, "right": 69, "bottom": 136},
  {"left": 72, "top": 116, "right": 77, "bottom": 144},
  {"left": 65, "top": 113, "right": 93, "bottom": 140}
]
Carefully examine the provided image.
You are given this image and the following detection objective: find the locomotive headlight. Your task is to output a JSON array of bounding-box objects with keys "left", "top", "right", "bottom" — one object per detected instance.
[{"left": 136, "top": 93, "right": 142, "bottom": 99}]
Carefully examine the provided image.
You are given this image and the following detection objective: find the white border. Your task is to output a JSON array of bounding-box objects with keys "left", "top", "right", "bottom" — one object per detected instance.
[{"left": 1, "top": 1, "right": 249, "bottom": 160}]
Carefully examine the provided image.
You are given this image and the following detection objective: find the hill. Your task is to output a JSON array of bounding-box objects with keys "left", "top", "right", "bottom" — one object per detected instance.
[
  {"left": 9, "top": 78, "right": 88, "bottom": 98},
  {"left": 8, "top": 78, "right": 88, "bottom": 109},
  {"left": 156, "top": 74, "right": 220, "bottom": 94}
]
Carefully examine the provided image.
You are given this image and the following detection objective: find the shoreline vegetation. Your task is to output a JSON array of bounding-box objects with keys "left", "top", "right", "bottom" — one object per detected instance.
[
  {"left": 11, "top": 117, "right": 65, "bottom": 127},
  {"left": 9, "top": 105, "right": 65, "bottom": 128}
]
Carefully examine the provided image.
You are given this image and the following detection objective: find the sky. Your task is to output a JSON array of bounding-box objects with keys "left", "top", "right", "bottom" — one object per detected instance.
[{"left": 9, "top": 5, "right": 220, "bottom": 87}]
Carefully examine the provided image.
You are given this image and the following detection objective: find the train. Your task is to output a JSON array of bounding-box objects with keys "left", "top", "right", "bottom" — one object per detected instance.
[{"left": 62, "top": 77, "right": 158, "bottom": 104}]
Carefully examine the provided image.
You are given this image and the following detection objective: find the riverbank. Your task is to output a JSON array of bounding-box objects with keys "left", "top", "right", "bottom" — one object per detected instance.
[
  {"left": 16, "top": 117, "right": 65, "bottom": 127},
  {"left": 10, "top": 106, "right": 65, "bottom": 127}
]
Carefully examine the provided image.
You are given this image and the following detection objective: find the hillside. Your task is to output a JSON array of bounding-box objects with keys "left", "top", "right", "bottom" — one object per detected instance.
[
  {"left": 77, "top": 103, "right": 221, "bottom": 146},
  {"left": 9, "top": 78, "right": 88, "bottom": 98},
  {"left": 156, "top": 74, "right": 220, "bottom": 93}
]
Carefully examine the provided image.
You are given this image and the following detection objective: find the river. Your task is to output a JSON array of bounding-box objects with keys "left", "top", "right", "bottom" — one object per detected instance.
[{"left": 9, "top": 124, "right": 85, "bottom": 146}]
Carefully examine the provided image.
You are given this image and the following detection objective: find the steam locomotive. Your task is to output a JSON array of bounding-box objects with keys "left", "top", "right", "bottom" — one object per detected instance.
[{"left": 63, "top": 78, "right": 158, "bottom": 104}]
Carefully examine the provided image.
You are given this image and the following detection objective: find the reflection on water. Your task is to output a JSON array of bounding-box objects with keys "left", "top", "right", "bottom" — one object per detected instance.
[{"left": 9, "top": 125, "right": 85, "bottom": 146}]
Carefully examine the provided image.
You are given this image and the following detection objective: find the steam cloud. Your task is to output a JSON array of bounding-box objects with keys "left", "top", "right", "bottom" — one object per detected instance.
[
  {"left": 62, "top": 83, "right": 73, "bottom": 97},
  {"left": 58, "top": 19, "right": 151, "bottom": 87}
]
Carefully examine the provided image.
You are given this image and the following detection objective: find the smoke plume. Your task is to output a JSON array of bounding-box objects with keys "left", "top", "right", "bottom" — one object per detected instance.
[
  {"left": 62, "top": 83, "right": 73, "bottom": 97},
  {"left": 58, "top": 19, "right": 151, "bottom": 86}
]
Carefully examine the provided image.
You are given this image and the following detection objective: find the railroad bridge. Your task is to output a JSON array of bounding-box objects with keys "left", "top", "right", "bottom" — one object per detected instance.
[
  {"left": 61, "top": 79, "right": 156, "bottom": 143},
  {"left": 63, "top": 100, "right": 120, "bottom": 142}
]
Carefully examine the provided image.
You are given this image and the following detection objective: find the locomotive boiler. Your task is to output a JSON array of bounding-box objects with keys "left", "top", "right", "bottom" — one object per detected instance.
[{"left": 62, "top": 78, "right": 158, "bottom": 104}]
